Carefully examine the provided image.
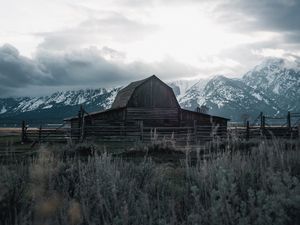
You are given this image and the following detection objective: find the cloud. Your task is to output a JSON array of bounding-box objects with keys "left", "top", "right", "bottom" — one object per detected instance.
[
  {"left": 0, "top": 44, "right": 199, "bottom": 97},
  {"left": 214, "top": 0, "right": 300, "bottom": 38},
  {"left": 1, "top": 0, "right": 299, "bottom": 98},
  {"left": 0, "top": 44, "right": 52, "bottom": 88},
  {"left": 36, "top": 13, "right": 159, "bottom": 51}
]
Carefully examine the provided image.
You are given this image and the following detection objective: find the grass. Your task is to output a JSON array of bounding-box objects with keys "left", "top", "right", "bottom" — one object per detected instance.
[{"left": 0, "top": 138, "right": 299, "bottom": 225}]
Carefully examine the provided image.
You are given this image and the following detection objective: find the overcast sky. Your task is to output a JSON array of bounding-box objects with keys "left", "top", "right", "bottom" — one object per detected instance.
[{"left": 0, "top": 0, "right": 300, "bottom": 97}]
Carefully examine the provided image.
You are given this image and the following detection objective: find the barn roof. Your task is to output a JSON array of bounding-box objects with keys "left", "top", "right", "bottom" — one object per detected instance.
[
  {"left": 110, "top": 75, "right": 179, "bottom": 109},
  {"left": 110, "top": 77, "right": 148, "bottom": 109}
]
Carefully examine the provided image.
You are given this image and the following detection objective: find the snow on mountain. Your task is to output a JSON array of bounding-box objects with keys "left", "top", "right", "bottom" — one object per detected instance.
[
  {"left": 0, "top": 87, "right": 120, "bottom": 124},
  {"left": 194, "top": 75, "right": 281, "bottom": 119},
  {"left": 177, "top": 80, "right": 206, "bottom": 107},
  {"left": 168, "top": 78, "right": 209, "bottom": 111},
  {"left": 9, "top": 88, "right": 119, "bottom": 113},
  {"left": 168, "top": 79, "right": 200, "bottom": 97},
  {"left": 178, "top": 58, "right": 300, "bottom": 120},
  {"left": 243, "top": 58, "right": 300, "bottom": 111},
  {"left": 0, "top": 106, "right": 7, "bottom": 114}
]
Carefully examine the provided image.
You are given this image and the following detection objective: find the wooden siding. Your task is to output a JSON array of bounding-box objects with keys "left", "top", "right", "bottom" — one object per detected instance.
[
  {"left": 127, "top": 77, "right": 179, "bottom": 108},
  {"left": 111, "top": 75, "right": 179, "bottom": 109},
  {"left": 86, "top": 108, "right": 125, "bottom": 125},
  {"left": 111, "top": 79, "right": 146, "bottom": 109},
  {"left": 180, "top": 110, "right": 211, "bottom": 125},
  {"left": 70, "top": 107, "right": 228, "bottom": 131},
  {"left": 180, "top": 109, "right": 227, "bottom": 126},
  {"left": 126, "top": 107, "right": 179, "bottom": 127},
  {"left": 180, "top": 109, "right": 227, "bottom": 138}
]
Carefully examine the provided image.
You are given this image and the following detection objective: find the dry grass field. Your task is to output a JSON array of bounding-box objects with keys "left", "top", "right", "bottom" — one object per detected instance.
[{"left": 0, "top": 134, "right": 299, "bottom": 225}]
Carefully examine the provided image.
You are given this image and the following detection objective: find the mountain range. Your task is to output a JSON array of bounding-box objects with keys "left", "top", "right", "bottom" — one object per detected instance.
[
  {"left": 170, "top": 58, "right": 300, "bottom": 120},
  {"left": 0, "top": 58, "right": 299, "bottom": 125}
]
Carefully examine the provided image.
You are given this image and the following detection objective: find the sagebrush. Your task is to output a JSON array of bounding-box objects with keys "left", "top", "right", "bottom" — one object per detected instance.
[{"left": 0, "top": 139, "right": 299, "bottom": 225}]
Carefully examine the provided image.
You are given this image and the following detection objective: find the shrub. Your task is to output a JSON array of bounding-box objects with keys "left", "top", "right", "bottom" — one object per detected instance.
[{"left": 0, "top": 139, "right": 299, "bottom": 225}]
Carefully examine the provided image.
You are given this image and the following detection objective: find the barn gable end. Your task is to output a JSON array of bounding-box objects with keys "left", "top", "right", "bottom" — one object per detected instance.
[{"left": 111, "top": 75, "right": 179, "bottom": 109}]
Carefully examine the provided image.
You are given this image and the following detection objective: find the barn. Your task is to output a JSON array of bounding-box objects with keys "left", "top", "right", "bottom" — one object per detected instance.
[{"left": 64, "top": 75, "right": 229, "bottom": 142}]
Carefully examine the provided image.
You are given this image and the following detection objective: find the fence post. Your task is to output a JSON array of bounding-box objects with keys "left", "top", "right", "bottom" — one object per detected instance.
[
  {"left": 186, "top": 128, "right": 191, "bottom": 147},
  {"left": 39, "top": 124, "right": 42, "bottom": 143},
  {"left": 78, "top": 107, "right": 82, "bottom": 142},
  {"left": 246, "top": 120, "right": 250, "bottom": 140},
  {"left": 21, "top": 120, "right": 26, "bottom": 143},
  {"left": 140, "top": 121, "right": 144, "bottom": 142},
  {"left": 260, "top": 112, "right": 264, "bottom": 129},
  {"left": 287, "top": 111, "right": 291, "bottom": 130},
  {"left": 78, "top": 105, "right": 85, "bottom": 142},
  {"left": 80, "top": 115, "right": 85, "bottom": 143},
  {"left": 193, "top": 120, "right": 197, "bottom": 144}
]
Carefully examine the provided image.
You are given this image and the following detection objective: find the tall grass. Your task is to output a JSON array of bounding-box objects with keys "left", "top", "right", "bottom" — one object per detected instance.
[{"left": 0, "top": 139, "right": 299, "bottom": 225}]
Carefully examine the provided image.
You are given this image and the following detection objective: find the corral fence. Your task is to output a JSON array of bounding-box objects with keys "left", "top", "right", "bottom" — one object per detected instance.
[
  {"left": 229, "top": 112, "right": 300, "bottom": 140},
  {"left": 19, "top": 111, "right": 300, "bottom": 146},
  {"left": 21, "top": 121, "right": 227, "bottom": 146}
]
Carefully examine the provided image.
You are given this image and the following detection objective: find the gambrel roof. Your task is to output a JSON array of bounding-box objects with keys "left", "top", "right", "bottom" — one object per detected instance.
[{"left": 111, "top": 75, "right": 179, "bottom": 109}]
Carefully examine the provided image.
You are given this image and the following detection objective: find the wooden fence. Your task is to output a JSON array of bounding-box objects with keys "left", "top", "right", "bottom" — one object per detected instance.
[
  {"left": 228, "top": 126, "right": 299, "bottom": 140},
  {"left": 20, "top": 111, "right": 300, "bottom": 146},
  {"left": 229, "top": 111, "right": 300, "bottom": 140},
  {"left": 22, "top": 121, "right": 227, "bottom": 146},
  {"left": 22, "top": 122, "right": 300, "bottom": 146}
]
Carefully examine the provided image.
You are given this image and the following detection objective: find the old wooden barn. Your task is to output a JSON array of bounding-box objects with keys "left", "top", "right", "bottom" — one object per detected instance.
[{"left": 64, "top": 75, "right": 229, "bottom": 143}]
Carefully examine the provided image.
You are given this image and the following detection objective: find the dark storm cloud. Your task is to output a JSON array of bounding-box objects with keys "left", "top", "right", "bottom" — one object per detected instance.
[
  {"left": 0, "top": 44, "right": 52, "bottom": 88},
  {"left": 0, "top": 44, "right": 199, "bottom": 97},
  {"left": 215, "top": 0, "right": 300, "bottom": 40}
]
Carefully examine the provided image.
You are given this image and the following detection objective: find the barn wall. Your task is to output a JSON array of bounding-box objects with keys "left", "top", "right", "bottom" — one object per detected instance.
[
  {"left": 67, "top": 108, "right": 228, "bottom": 141},
  {"left": 71, "top": 120, "right": 79, "bottom": 128},
  {"left": 180, "top": 110, "right": 227, "bottom": 126},
  {"left": 180, "top": 109, "right": 227, "bottom": 138},
  {"left": 85, "top": 108, "right": 126, "bottom": 126},
  {"left": 180, "top": 110, "right": 213, "bottom": 126},
  {"left": 69, "top": 119, "right": 80, "bottom": 138},
  {"left": 126, "top": 107, "right": 180, "bottom": 127},
  {"left": 179, "top": 109, "right": 228, "bottom": 138},
  {"left": 128, "top": 78, "right": 178, "bottom": 108},
  {"left": 212, "top": 117, "right": 228, "bottom": 127},
  {"left": 69, "top": 108, "right": 126, "bottom": 129}
]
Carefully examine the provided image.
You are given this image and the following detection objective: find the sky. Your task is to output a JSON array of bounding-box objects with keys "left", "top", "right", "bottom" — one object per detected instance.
[{"left": 0, "top": 0, "right": 300, "bottom": 97}]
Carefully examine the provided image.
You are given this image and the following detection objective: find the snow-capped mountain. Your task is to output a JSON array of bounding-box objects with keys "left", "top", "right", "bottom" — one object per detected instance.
[
  {"left": 178, "top": 58, "right": 300, "bottom": 120},
  {"left": 243, "top": 58, "right": 300, "bottom": 112},
  {"left": 0, "top": 57, "right": 299, "bottom": 124},
  {"left": 180, "top": 75, "right": 281, "bottom": 119},
  {"left": 0, "top": 87, "right": 120, "bottom": 124}
]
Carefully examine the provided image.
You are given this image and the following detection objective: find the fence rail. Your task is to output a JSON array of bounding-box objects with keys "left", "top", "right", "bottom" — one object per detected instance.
[
  {"left": 21, "top": 123, "right": 228, "bottom": 145},
  {"left": 22, "top": 124, "right": 299, "bottom": 146},
  {"left": 15, "top": 111, "right": 300, "bottom": 145}
]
